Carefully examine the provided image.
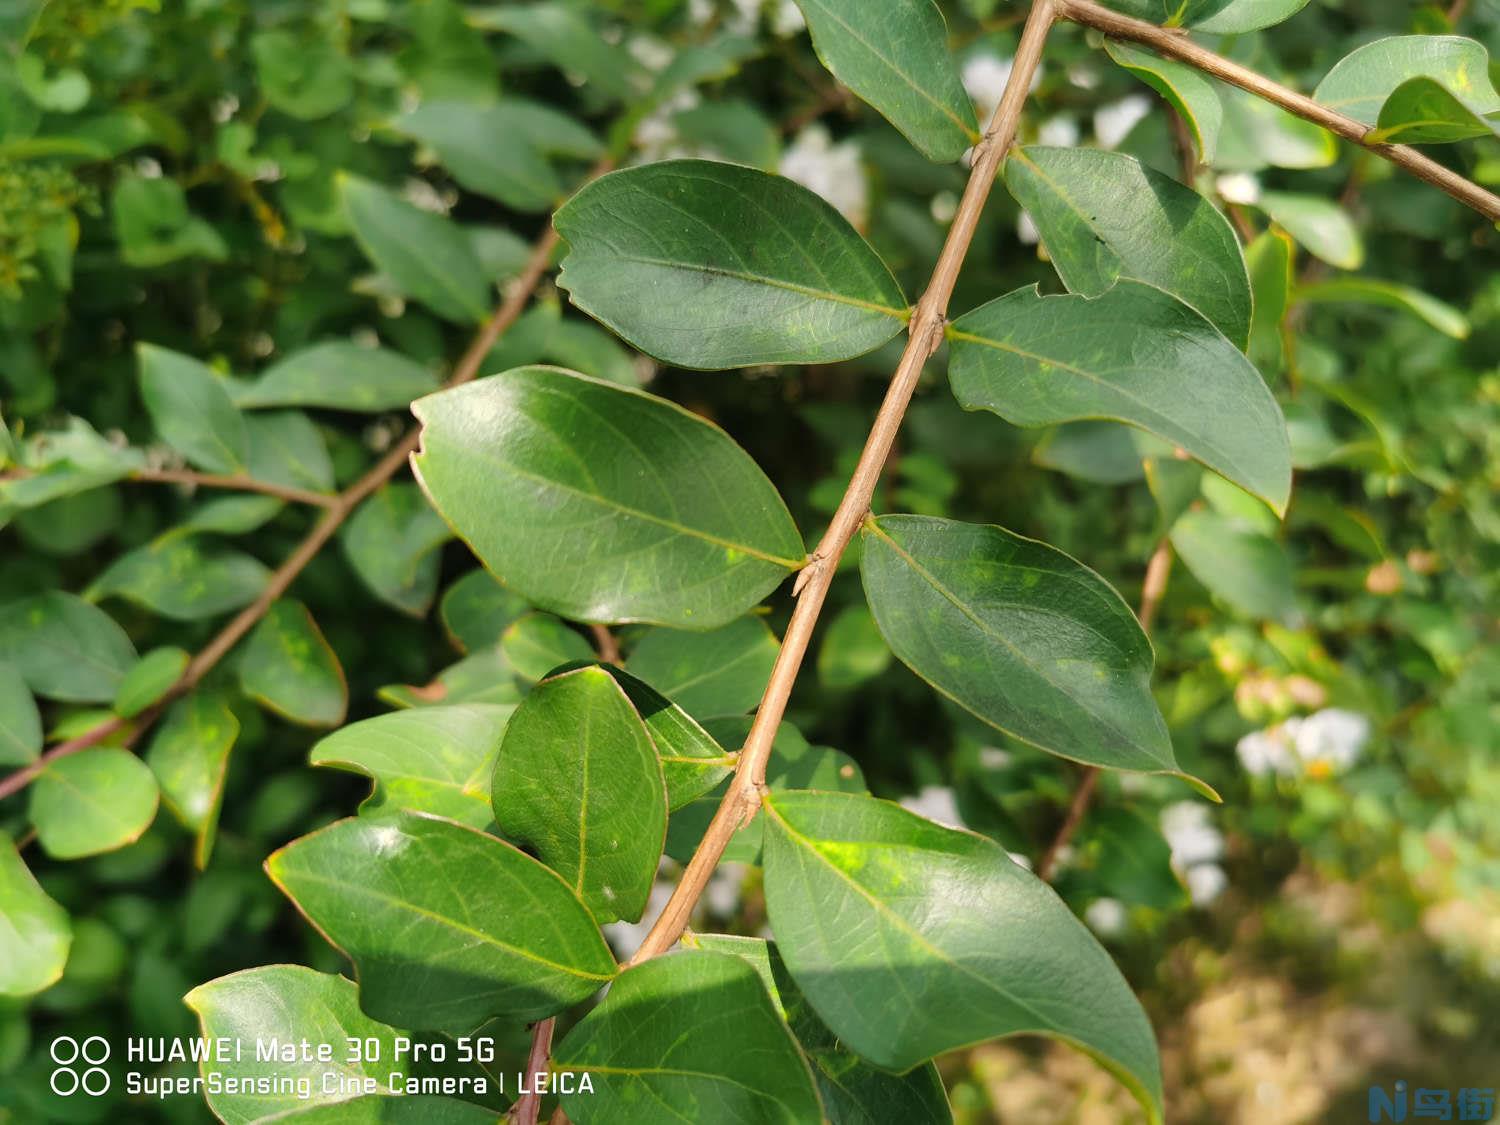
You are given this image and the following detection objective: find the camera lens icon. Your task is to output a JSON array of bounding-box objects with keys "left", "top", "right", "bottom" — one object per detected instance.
[{"left": 49, "top": 1036, "right": 111, "bottom": 1096}]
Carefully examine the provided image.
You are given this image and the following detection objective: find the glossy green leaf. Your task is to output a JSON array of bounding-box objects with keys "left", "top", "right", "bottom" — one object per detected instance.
[
  {"left": 948, "top": 281, "right": 1290, "bottom": 513},
  {"left": 137, "top": 344, "right": 248, "bottom": 474},
  {"left": 0, "top": 662, "right": 41, "bottom": 765},
  {"left": 0, "top": 837, "right": 70, "bottom": 997},
  {"left": 817, "top": 604, "right": 892, "bottom": 689},
  {"left": 31, "top": 748, "right": 160, "bottom": 859},
  {"left": 1295, "top": 278, "right": 1469, "bottom": 339},
  {"left": 1170, "top": 509, "right": 1298, "bottom": 621},
  {"left": 553, "top": 949, "right": 822, "bottom": 1123},
  {"left": 1214, "top": 84, "right": 1338, "bottom": 171},
  {"left": 235, "top": 343, "right": 439, "bottom": 413},
  {"left": 693, "top": 933, "right": 952, "bottom": 1125},
  {"left": 267, "top": 810, "right": 616, "bottom": 1029},
  {"left": 1033, "top": 422, "right": 1151, "bottom": 485},
  {"left": 469, "top": 3, "right": 647, "bottom": 101},
  {"left": 310, "top": 703, "right": 513, "bottom": 828},
  {"left": 762, "top": 790, "right": 1164, "bottom": 1122},
  {"left": 340, "top": 174, "right": 491, "bottom": 323},
  {"left": 0, "top": 418, "right": 144, "bottom": 511},
  {"left": 1004, "top": 147, "right": 1250, "bottom": 346},
  {"left": 0, "top": 591, "right": 137, "bottom": 703},
  {"left": 1195, "top": 0, "right": 1312, "bottom": 32},
  {"left": 91, "top": 536, "right": 270, "bottom": 620},
  {"left": 861, "top": 515, "right": 1188, "bottom": 780},
  {"left": 500, "top": 613, "right": 596, "bottom": 683},
  {"left": 186, "top": 965, "right": 426, "bottom": 1124},
  {"left": 238, "top": 600, "right": 347, "bottom": 727},
  {"left": 394, "top": 99, "right": 601, "bottom": 212},
  {"left": 1097, "top": 0, "right": 1231, "bottom": 26},
  {"left": 244, "top": 410, "right": 336, "bottom": 495},
  {"left": 600, "top": 665, "right": 735, "bottom": 810},
  {"left": 439, "top": 569, "right": 530, "bottom": 653},
  {"left": 1245, "top": 229, "right": 1294, "bottom": 372},
  {"left": 146, "top": 689, "right": 237, "bottom": 867},
  {"left": 493, "top": 665, "right": 668, "bottom": 924},
  {"left": 412, "top": 367, "right": 805, "bottom": 628},
  {"left": 1104, "top": 42, "right": 1223, "bottom": 163},
  {"left": 554, "top": 160, "right": 907, "bottom": 369},
  {"left": 378, "top": 648, "right": 523, "bottom": 710},
  {"left": 792, "top": 0, "right": 977, "bottom": 162},
  {"left": 171, "top": 495, "right": 284, "bottom": 538},
  {"left": 625, "top": 615, "right": 781, "bottom": 718},
  {"left": 1314, "top": 36, "right": 1500, "bottom": 144},
  {"left": 341, "top": 484, "right": 452, "bottom": 617},
  {"left": 261, "top": 1097, "right": 500, "bottom": 1124},
  {"left": 1257, "top": 191, "right": 1363, "bottom": 270}
]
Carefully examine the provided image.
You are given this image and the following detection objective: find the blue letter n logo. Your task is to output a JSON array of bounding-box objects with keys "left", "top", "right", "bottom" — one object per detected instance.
[{"left": 1370, "top": 1081, "right": 1408, "bottom": 1122}]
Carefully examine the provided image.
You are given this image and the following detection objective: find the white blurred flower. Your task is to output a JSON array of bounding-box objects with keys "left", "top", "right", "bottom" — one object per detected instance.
[
  {"left": 1038, "top": 115, "right": 1080, "bottom": 148},
  {"left": 962, "top": 54, "right": 1041, "bottom": 123},
  {"left": 1186, "top": 863, "right": 1228, "bottom": 906},
  {"left": 1017, "top": 210, "right": 1040, "bottom": 245},
  {"left": 1216, "top": 172, "right": 1262, "bottom": 205},
  {"left": 978, "top": 746, "right": 1013, "bottom": 770},
  {"left": 728, "top": 0, "right": 762, "bottom": 34},
  {"left": 930, "top": 190, "right": 958, "bottom": 225},
  {"left": 900, "top": 785, "right": 965, "bottom": 829},
  {"left": 1161, "top": 801, "right": 1224, "bottom": 868},
  {"left": 1294, "top": 709, "right": 1371, "bottom": 773},
  {"left": 688, "top": 0, "right": 714, "bottom": 26},
  {"left": 779, "top": 125, "right": 868, "bottom": 226},
  {"left": 1093, "top": 94, "right": 1152, "bottom": 149},
  {"left": 1066, "top": 62, "right": 1100, "bottom": 90},
  {"left": 634, "top": 89, "right": 699, "bottom": 162},
  {"left": 401, "top": 177, "right": 449, "bottom": 215},
  {"left": 1085, "top": 897, "right": 1127, "bottom": 936},
  {"left": 627, "top": 36, "right": 673, "bottom": 72},
  {"left": 703, "top": 862, "right": 748, "bottom": 917},
  {"left": 771, "top": 0, "right": 805, "bottom": 36},
  {"left": 1236, "top": 727, "right": 1297, "bottom": 777}
]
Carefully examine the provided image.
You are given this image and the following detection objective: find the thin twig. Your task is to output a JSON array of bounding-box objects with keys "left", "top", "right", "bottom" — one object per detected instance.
[
  {"left": 625, "top": 0, "right": 1062, "bottom": 967},
  {"left": 1057, "top": 0, "right": 1500, "bottom": 222},
  {"left": 588, "top": 623, "right": 621, "bottom": 664},
  {"left": 0, "top": 161, "right": 613, "bottom": 805},
  {"left": 509, "top": 1017, "right": 556, "bottom": 1125},
  {"left": 0, "top": 466, "right": 337, "bottom": 508},
  {"left": 1036, "top": 539, "right": 1173, "bottom": 882},
  {"left": 1447, "top": 0, "right": 1470, "bottom": 24}
]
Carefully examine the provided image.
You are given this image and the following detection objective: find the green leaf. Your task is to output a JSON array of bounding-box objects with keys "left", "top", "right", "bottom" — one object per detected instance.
[
  {"left": 185, "top": 965, "right": 419, "bottom": 1124},
  {"left": 0, "top": 418, "right": 144, "bottom": 511},
  {"left": 554, "top": 160, "right": 907, "bottom": 369},
  {"left": 341, "top": 484, "right": 452, "bottom": 617},
  {"left": 0, "top": 662, "right": 41, "bottom": 765},
  {"left": 1104, "top": 42, "right": 1223, "bottom": 164},
  {"left": 340, "top": 174, "right": 491, "bottom": 324},
  {"left": 412, "top": 367, "right": 805, "bottom": 628},
  {"left": 116, "top": 647, "right": 190, "bottom": 721},
  {"left": 30, "top": 748, "right": 160, "bottom": 859},
  {"left": 439, "top": 569, "right": 530, "bottom": 653},
  {"left": 91, "top": 536, "right": 270, "bottom": 621},
  {"left": 1170, "top": 509, "right": 1298, "bottom": 621},
  {"left": 552, "top": 949, "right": 823, "bottom": 1123},
  {"left": 394, "top": 99, "right": 601, "bottom": 212},
  {"left": 625, "top": 616, "right": 781, "bottom": 718},
  {"left": 172, "top": 495, "right": 284, "bottom": 537},
  {"left": 378, "top": 648, "right": 523, "bottom": 710},
  {"left": 792, "top": 0, "right": 977, "bottom": 162},
  {"left": 261, "top": 1097, "right": 501, "bottom": 1124},
  {"left": 0, "top": 837, "right": 70, "bottom": 997},
  {"left": 238, "top": 600, "right": 347, "bottom": 727},
  {"left": 1097, "top": 0, "right": 1231, "bottom": 26},
  {"left": 309, "top": 703, "right": 514, "bottom": 828},
  {"left": 469, "top": 3, "right": 648, "bottom": 101},
  {"left": 1295, "top": 278, "right": 1470, "bottom": 340},
  {"left": 0, "top": 591, "right": 137, "bottom": 703},
  {"left": 762, "top": 790, "right": 1164, "bottom": 1122},
  {"left": 1004, "top": 147, "right": 1250, "bottom": 347},
  {"left": 244, "top": 410, "right": 336, "bottom": 495},
  {"left": 948, "top": 281, "right": 1290, "bottom": 513},
  {"left": 136, "top": 344, "right": 248, "bottom": 474},
  {"left": 1245, "top": 229, "right": 1294, "bottom": 372},
  {"left": 493, "top": 665, "right": 667, "bottom": 924},
  {"left": 1033, "top": 422, "right": 1150, "bottom": 485},
  {"left": 500, "top": 612, "right": 596, "bottom": 683},
  {"left": 112, "top": 176, "right": 228, "bottom": 267},
  {"left": 146, "top": 689, "right": 237, "bottom": 868},
  {"left": 235, "top": 343, "right": 440, "bottom": 413},
  {"left": 251, "top": 30, "right": 353, "bottom": 120},
  {"left": 267, "top": 810, "right": 616, "bottom": 1029},
  {"left": 1195, "top": 0, "right": 1311, "bottom": 32},
  {"left": 1214, "top": 84, "right": 1338, "bottom": 171},
  {"left": 691, "top": 933, "right": 952, "bottom": 1125},
  {"left": 817, "top": 604, "right": 892, "bottom": 689},
  {"left": 861, "top": 515, "right": 1189, "bottom": 780},
  {"left": 599, "top": 665, "right": 735, "bottom": 810},
  {"left": 1314, "top": 36, "right": 1500, "bottom": 144},
  {"left": 1257, "top": 191, "right": 1363, "bottom": 270}
]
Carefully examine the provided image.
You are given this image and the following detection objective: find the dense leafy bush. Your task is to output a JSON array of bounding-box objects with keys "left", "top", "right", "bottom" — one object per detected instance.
[{"left": 2, "top": 0, "right": 1497, "bottom": 1122}]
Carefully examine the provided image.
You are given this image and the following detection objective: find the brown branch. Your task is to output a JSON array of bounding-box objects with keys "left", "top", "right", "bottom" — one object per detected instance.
[
  {"left": 509, "top": 1017, "right": 556, "bottom": 1125},
  {"left": 0, "top": 162, "right": 611, "bottom": 805},
  {"left": 1447, "top": 0, "right": 1470, "bottom": 24},
  {"left": 0, "top": 466, "right": 337, "bottom": 508},
  {"left": 625, "top": 0, "right": 1062, "bottom": 967},
  {"left": 1057, "top": 0, "right": 1500, "bottom": 222},
  {"left": 1036, "top": 539, "right": 1174, "bottom": 882},
  {"left": 588, "top": 623, "right": 621, "bottom": 664}
]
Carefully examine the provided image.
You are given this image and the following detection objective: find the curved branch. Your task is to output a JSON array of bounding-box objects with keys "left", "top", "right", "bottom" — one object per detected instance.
[
  {"left": 0, "top": 466, "right": 338, "bottom": 508},
  {"left": 1058, "top": 0, "right": 1500, "bottom": 222},
  {"left": 625, "top": 0, "right": 1062, "bottom": 967}
]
